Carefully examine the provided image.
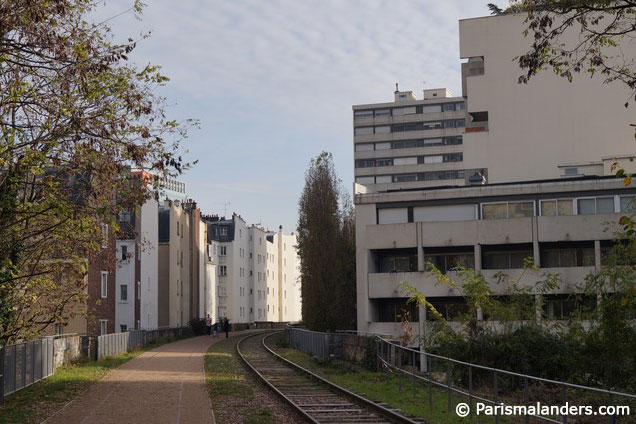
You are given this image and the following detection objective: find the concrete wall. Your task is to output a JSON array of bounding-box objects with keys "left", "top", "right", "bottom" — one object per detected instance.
[{"left": 459, "top": 14, "right": 636, "bottom": 183}]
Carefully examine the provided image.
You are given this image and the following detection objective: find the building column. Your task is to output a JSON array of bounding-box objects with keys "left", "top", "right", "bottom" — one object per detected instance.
[
  {"left": 474, "top": 244, "right": 482, "bottom": 272},
  {"left": 533, "top": 216, "right": 540, "bottom": 267},
  {"left": 594, "top": 240, "right": 601, "bottom": 270},
  {"left": 417, "top": 223, "right": 425, "bottom": 271},
  {"left": 419, "top": 305, "right": 427, "bottom": 372}
]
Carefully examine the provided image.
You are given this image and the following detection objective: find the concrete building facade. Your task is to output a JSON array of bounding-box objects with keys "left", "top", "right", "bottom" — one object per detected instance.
[
  {"left": 355, "top": 177, "right": 635, "bottom": 340},
  {"left": 353, "top": 12, "right": 636, "bottom": 341}
]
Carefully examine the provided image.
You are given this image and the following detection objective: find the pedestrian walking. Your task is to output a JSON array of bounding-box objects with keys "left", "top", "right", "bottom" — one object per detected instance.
[
  {"left": 223, "top": 317, "right": 230, "bottom": 338},
  {"left": 213, "top": 321, "right": 219, "bottom": 338},
  {"left": 205, "top": 314, "right": 212, "bottom": 336}
]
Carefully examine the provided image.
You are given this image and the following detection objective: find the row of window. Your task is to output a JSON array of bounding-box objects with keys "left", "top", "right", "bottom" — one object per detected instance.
[
  {"left": 482, "top": 195, "right": 636, "bottom": 219},
  {"left": 354, "top": 120, "right": 466, "bottom": 136},
  {"left": 372, "top": 294, "right": 598, "bottom": 323},
  {"left": 355, "top": 153, "right": 463, "bottom": 169},
  {"left": 354, "top": 102, "right": 465, "bottom": 119},
  {"left": 375, "top": 195, "right": 636, "bottom": 224},
  {"left": 357, "top": 170, "right": 466, "bottom": 185},
  {"left": 374, "top": 243, "right": 616, "bottom": 273},
  {"left": 355, "top": 136, "right": 462, "bottom": 153}
]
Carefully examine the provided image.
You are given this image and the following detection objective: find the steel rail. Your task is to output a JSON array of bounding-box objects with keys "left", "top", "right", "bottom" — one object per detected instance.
[{"left": 260, "top": 331, "right": 422, "bottom": 424}]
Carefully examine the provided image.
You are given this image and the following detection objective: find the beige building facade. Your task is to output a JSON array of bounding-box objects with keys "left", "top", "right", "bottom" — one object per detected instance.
[{"left": 354, "top": 12, "right": 636, "bottom": 341}]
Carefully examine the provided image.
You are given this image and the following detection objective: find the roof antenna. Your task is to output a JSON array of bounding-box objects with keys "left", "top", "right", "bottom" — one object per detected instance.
[{"left": 395, "top": 83, "right": 399, "bottom": 93}]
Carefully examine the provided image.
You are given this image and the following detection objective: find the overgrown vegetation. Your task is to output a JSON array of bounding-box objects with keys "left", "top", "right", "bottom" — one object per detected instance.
[
  {"left": 400, "top": 240, "right": 636, "bottom": 392},
  {"left": 270, "top": 333, "right": 499, "bottom": 424},
  {"left": 297, "top": 152, "right": 356, "bottom": 331}
]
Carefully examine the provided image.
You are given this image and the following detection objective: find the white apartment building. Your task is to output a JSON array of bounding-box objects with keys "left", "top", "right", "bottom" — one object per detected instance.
[
  {"left": 115, "top": 238, "right": 135, "bottom": 332},
  {"left": 354, "top": 12, "right": 636, "bottom": 341},
  {"left": 204, "top": 214, "right": 302, "bottom": 325}
]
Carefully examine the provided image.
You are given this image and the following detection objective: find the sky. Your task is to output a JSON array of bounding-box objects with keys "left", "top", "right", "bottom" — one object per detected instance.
[{"left": 93, "top": 0, "right": 492, "bottom": 231}]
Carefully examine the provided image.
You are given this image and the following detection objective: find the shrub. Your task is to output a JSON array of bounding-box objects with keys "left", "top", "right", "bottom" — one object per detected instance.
[{"left": 188, "top": 318, "right": 207, "bottom": 336}]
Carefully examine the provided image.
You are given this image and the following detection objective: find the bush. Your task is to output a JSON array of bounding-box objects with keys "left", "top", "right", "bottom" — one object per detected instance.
[{"left": 188, "top": 318, "right": 207, "bottom": 336}]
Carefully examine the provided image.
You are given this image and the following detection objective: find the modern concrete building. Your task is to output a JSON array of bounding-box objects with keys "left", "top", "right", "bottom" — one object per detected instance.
[
  {"left": 353, "top": 88, "right": 468, "bottom": 192},
  {"left": 157, "top": 199, "right": 203, "bottom": 327},
  {"left": 204, "top": 214, "right": 302, "bottom": 325},
  {"left": 355, "top": 176, "right": 636, "bottom": 340},
  {"left": 353, "top": 12, "right": 636, "bottom": 341}
]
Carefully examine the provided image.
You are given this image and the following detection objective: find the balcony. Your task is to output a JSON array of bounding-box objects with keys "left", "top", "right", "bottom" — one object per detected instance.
[
  {"left": 365, "top": 223, "right": 417, "bottom": 249},
  {"left": 368, "top": 271, "right": 463, "bottom": 298},
  {"left": 537, "top": 213, "right": 620, "bottom": 242}
]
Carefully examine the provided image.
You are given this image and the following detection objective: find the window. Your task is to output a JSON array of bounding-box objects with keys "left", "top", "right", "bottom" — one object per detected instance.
[
  {"left": 483, "top": 247, "right": 533, "bottom": 270},
  {"left": 121, "top": 245, "right": 127, "bottom": 261},
  {"left": 101, "top": 271, "right": 108, "bottom": 298},
  {"left": 393, "top": 174, "right": 417, "bottom": 183},
  {"left": 540, "top": 199, "right": 574, "bottom": 216},
  {"left": 180, "top": 251, "right": 183, "bottom": 268},
  {"left": 355, "top": 143, "right": 374, "bottom": 152},
  {"left": 100, "top": 320, "right": 108, "bottom": 335},
  {"left": 482, "top": 202, "right": 534, "bottom": 219},
  {"left": 620, "top": 196, "right": 636, "bottom": 212},
  {"left": 374, "top": 109, "right": 391, "bottom": 117},
  {"left": 219, "top": 266, "right": 227, "bottom": 276},
  {"left": 577, "top": 197, "right": 616, "bottom": 215},
  {"left": 120, "top": 284, "right": 128, "bottom": 301},
  {"left": 219, "top": 245, "right": 227, "bottom": 256},
  {"left": 425, "top": 253, "right": 475, "bottom": 274},
  {"left": 220, "top": 227, "right": 227, "bottom": 236},
  {"left": 354, "top": 127, "right": 374, "bottom": 135},
  {"left": 442, "top": 103, "right": 455, "bottom": 112},
  {"left": 393, "top": 106, "right": 416, "bottom": 116},
  {"left": 354, "top": 110, "right": 374, "bottom": 119},
  {"left": 376, "top": 298, "right": 419, "bottom": 322},
  {"left": 542, "top": 247, "right": 595, "bottom": 267},
  {"left": 375, "top": 126, "right": 390, "bottom": 134},
  {"left": 376, "top": 249, "right": 418, "bottom": 273},
  {"left": 120, "top": 324, "right": 127, "bottom": 332}
]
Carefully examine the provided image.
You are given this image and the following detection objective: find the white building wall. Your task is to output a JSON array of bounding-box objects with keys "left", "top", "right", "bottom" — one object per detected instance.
[
  {"left": 115, "top": 240, "right": 136, "bottom": 332},
  {"left": 140, "top": 199, "right": 158, "bottom": 329}
]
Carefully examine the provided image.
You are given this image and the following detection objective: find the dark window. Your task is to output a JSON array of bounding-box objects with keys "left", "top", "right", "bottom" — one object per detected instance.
[
  {"left": 540, "top": 242, "right": 595, "bottom": 267},
  {"left": 427, "top": 297, "right": 468, "bottom": 321},
  {"left": 543, "top": 294, "right": 596, "bottom": 320},
  {"left": 443, "top": 120, "right": 455, "bottom": 128},
  {"left": 393, "top": 174, "right": 417, "bottom": 183},
  {"left": 443, "top": 153, "right": 463, "bottom": 162},
  {"left": 482, "top": 244, "right": 534, "bottom": 269},
  {"left": 376, "top": 249, "right": 418, "bottom": 273},
  {"left": 121, "top": 245, "right": 127, "bottom": 261},
  {"left": 455, "top": 119, "right": 466, "bottom": 128},
  {"left": 442, "top": 103, "right": 455, "bottom": 112},
  {"left": 376, "top": 298, "right": 419, "bottom": 322},
  {"left": 355, "top": 159, "right": 376, "bottom": 168},
  {"left": 376, "top": 159, "right": 392, "bottom": 167}
]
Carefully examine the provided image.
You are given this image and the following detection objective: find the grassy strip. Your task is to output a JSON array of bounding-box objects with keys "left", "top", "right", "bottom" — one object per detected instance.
[
  {"left": 204, "top": 333, "right": 278, "bottom": 424},
  {"left": 0, "top": 336, "right": 185, "bottom": 424},
  {"left": 269, "top": 334, "right": 506, "bottom": 424}
]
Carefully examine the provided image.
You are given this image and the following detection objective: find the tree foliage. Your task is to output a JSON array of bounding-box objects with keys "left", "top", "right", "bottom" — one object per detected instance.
[
  {"left": 0, "top": 0, "right": 195, "bottom": 344},
  {"left": 491, "top": 1, "right": 636, "bottom": 98},
  {"left": 297, "top": 152, "right": 356, "bottom": 332}
]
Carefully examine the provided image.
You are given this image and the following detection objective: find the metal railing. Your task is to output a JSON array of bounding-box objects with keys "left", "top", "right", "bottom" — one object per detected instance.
[
  {"left": 96, "top": 327, "right": 187, "bottom": 360},
  {"left": 2, "top": 338, "right": 55, "bottom": 397},
  {"left": 377, "top": 337, "right": 636, "bottom": 424},
  {"left": 286, "top": 327, "right": 636, "bottom": 423}
]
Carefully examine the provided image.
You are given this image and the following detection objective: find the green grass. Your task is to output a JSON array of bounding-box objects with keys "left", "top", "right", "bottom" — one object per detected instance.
[
  {"left": 0, "top": 336, "right": 184, "bottom": 424},
  {"left": 269, "top": 334, "right": 506, "bottom": 424},
  {"left": 204, "top": 334, "right": 277, "bottom": 424}
]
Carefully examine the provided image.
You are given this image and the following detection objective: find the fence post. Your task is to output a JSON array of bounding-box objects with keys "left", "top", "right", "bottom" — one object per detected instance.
[
  {"left": 523, "top": 376, "right": 529, "bottom": 424},
  {"left": 608, "top": 392, "right": 615, "bottom": 424},
  {"left": 22, "top": 343, "right": 26, "bottom": 391},
  {"left": 0, "top": 346, "right": 4, "bottom": 405},
  {"left": 427, "top": 355, "right": 432, "bottom": 408},
  {"left": 411, "top": 350, "right": 416, "bottom": 400},
  {"left": 561, "top": 383, "right": 567, "bottom": 424},
  {"left": 447, "top": 359, "right": 452, "bottom": 412},
  {"left": 494, "top": 370, "right": 499, "bottom": 424},
  {"left": 398, "top": 345, "right": 402, "bottom": 392},
  {"left": 468, "top": 364, "right": 473, "bottom": 418}
]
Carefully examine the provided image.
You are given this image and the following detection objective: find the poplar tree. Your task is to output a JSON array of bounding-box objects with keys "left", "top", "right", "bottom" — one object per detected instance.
[{"left": 297, "top": 152, "right": 356, "bottom": 331}]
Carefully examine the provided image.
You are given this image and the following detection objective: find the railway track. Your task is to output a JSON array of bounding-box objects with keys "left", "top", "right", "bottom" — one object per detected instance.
[{"left": 237, "top": 331, "right": 424, "bottom": 424}]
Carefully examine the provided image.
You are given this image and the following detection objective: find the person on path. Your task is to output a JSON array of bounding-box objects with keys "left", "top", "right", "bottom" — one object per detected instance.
[
  {"left": 212, "top": 321, "right": 219, "bottom": 338},
  {"left": 205, "top": 314, "right": 212, "bottom": 336},
  {"left": 223, "top": 317, "right": 229, "bottom": 338}
]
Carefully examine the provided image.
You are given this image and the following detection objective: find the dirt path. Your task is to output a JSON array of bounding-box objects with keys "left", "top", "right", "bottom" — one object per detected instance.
[{"left": 43, "top": 333, "right": 243, "bottom": 424}]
